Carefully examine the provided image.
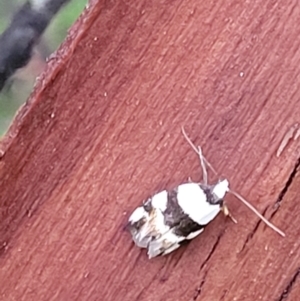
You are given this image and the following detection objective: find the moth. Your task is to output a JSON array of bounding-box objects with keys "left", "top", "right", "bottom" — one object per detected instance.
[{"left": 127, "top": 128, "right": 285, "bottom": 258}]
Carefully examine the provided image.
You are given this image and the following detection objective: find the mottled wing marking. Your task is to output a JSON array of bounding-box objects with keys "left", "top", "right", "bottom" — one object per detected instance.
[
  {"left": 147, "top": 186, "right": 208, "bottom": 258},
  {"left": 128, "top": 194, "right": 170, "bottom": 249},
  {"left": 164, "top": 187, "right": 204, "bottom": 237}
]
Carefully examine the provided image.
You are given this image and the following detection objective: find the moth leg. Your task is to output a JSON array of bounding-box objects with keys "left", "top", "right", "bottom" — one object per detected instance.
[{"left": 222, "top": 203, "right": 237, "bottom": 224}]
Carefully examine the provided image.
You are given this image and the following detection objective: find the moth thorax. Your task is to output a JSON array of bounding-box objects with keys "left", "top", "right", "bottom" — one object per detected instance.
[{"left": 212, "top": 179, "right": 229, "bottom": 199}]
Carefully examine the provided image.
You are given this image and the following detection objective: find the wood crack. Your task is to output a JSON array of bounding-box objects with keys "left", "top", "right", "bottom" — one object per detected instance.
[
  {"left": 192, "top": 231, "right": 224, "bottom": 301},
  {"left": 240, "top": 207, "right": 268, "bottom": 252},
  {"left": 192, "top": 271, "right": 207, "bottom": 301},
  {"left": 240, "top": 157, "right": 300, "bottom": 252},
  {"left": 276, "top": 268, "right": 300, "bottom": 301},
  {"left": 274, "top": 158, "right": 300, "bottom": 207},
  {"left": 199, "top": 231, "right": 224, "bottom": 272}
]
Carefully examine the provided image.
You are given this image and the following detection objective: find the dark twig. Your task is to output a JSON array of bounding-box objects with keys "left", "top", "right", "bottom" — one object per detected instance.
[{"left": 0, "top": 0, "right": 71, "bottom": 92}]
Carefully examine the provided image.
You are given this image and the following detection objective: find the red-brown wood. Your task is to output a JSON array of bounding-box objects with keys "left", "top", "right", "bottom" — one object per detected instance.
[{"left": 1, "top": 0, "right": 300, "bottom": 300}]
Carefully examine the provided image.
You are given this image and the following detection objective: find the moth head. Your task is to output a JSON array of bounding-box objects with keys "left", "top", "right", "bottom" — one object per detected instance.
[{"left": 212, "top": 179, "right": 229, "bottom": 199}]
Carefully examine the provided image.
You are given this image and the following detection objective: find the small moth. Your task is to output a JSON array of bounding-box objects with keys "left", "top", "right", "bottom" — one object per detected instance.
[{"left": 127, "top": 128, "right": 285, "bottom": 258}]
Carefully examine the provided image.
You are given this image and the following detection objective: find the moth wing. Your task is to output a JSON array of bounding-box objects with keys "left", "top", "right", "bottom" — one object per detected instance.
[
  {"left": 147, "top": 229, "right": 186, "bottom": 258},
  {"left": 196, "top": 205, "right": 221, "bottom": 225},
  {"left": 128, "top": 206, "right": 152, "bottom": 248},
  {"left": 185, "top": 228, "right": 204, "bottom": 240},
  {"left": 128, "top": 204, "right": 170, "bottom": 249},
  {"left": 177, "top": 183, "right": 221, "bottom": 225}
]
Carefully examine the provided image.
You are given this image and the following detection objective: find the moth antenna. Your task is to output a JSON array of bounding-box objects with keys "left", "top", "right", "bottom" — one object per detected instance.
[
  {"left": 181, "top": 126, "right": 218, "bottom": 176},
  {"left": 197, "top": 146, "right": 208, "bottom": 185},
  {"left": 229, "top": 190, "right": 285, "bottom": 237},
  {"left": 181, "top": 126, "right": 285, "bottom": 237}
]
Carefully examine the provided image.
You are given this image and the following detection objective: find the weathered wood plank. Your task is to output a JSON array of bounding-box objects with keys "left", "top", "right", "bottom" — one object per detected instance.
[{"left": 1, "top": 0, "right": 300, "bottom": 300}]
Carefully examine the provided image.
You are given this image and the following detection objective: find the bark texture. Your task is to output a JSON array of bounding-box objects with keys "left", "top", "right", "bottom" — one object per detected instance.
[{"left": 1, "top": 0, "right": 300, "bottom": 300}]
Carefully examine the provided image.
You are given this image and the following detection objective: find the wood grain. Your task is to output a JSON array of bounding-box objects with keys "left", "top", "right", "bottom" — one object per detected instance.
[{"left": 1, "top": 0, "right": 300, "bottom": 300}]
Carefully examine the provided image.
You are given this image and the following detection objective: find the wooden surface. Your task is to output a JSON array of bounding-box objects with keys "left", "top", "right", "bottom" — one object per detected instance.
[{"left": 1, "top": 0, "right": 300, "bottom": 300}]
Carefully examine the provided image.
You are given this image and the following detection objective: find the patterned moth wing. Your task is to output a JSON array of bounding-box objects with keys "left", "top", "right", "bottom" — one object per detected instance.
[{"left": 128, "top": 180, "right": 229, "bottom": 258}]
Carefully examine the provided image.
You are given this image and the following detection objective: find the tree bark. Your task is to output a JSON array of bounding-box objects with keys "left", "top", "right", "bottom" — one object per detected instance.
[{"left": 1, "top": 0, "right": 300, "bottom": 300}]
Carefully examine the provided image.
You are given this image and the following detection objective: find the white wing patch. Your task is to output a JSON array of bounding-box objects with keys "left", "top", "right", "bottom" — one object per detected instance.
[
  {"left": 151, "top": 190, "right": 168, "bottom": 211},
  {"left": 177, "top": 182, "right": 221, "bottom": 225},
  {"left": 129, "top": 206, "right": 147, "bottom": 223},
  {"left": 196, "top": 205, "right": 221, "bottom": 225}
]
